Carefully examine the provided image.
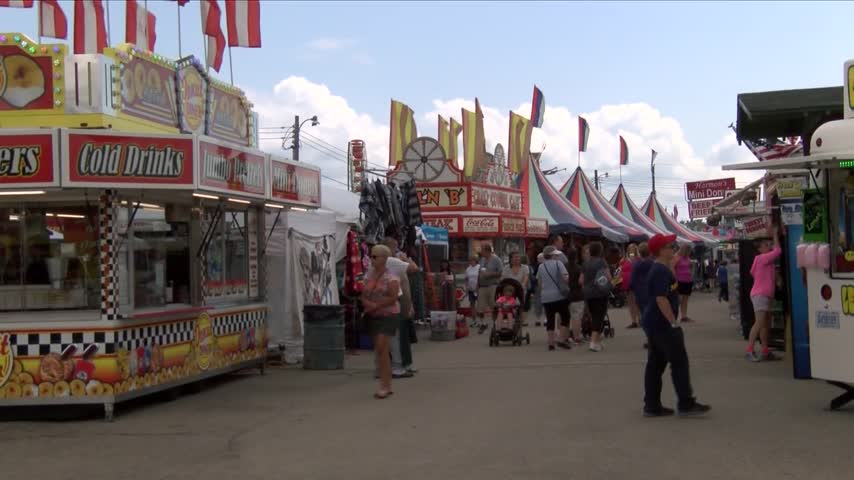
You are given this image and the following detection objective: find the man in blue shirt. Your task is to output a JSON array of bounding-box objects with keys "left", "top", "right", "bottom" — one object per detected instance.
[
  {"left": 642, "top": 233, "right": 711, "bottom": 418},
  {"left": 630, "top": 243, "right": 654, "bottom": 349},
  {"left": 717, "top": 261, "right": 729, "bottom": 302}
]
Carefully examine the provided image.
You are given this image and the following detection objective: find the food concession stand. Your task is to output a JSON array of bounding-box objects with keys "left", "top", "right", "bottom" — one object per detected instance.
[
  {"left": 0, "top": 35, "right": 321, "bottom": 420},
  {"left": 723, "top": 58, "right": 854, "bottom": 410}
]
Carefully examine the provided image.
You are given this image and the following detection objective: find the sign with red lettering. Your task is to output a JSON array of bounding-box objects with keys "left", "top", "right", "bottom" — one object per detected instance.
[
  {"left": 417, "top": 186, "right": 469, "bottom": 209},
  {"left": 462, "top": 216, "right": 499, "bottom": 234},
  {"left": 471, "top": 185, "right": 523, "bottom": 214},
  {"left": 686, "top": 178, "right": 736, "bottom": 201},
  {"left": 63, "top": 130, "right": 194, "bottom": 188},
  {"left": 501, "top": 217, "right": 525, "bottom": 235},
  {"left": 268, "top": 156, "right": 321, "bottom": 208},
  {"left": 0, "top": 129, "right": 59, "bottom": 188},
  {"left": 198, "top": 138, "right": 265, "bottom": 198},
  {"left": 526, "top": 218, "right": 548, "bottom": 237},
  {"left": 688, "top": 199, "right": 718, "bottom": 220},
  {"left": 424, "top": 216, "right": 459, "bottom": 234},
  {"left": 744, "top": 216, "right": 769, "bottom": 239}
]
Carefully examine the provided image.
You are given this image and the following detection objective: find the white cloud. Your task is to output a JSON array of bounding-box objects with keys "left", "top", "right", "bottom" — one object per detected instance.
[
  {"left": 306, "top": 37, "right": 353, "bottom": 51},
  {"left": 247, "top": 76, "right": 760, "bottom": 218},
  {"left": 246, "top": 76, "right": 389, "bottom": 188}
]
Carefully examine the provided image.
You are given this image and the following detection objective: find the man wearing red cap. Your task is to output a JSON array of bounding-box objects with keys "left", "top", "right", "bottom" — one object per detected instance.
[{"left": 641, "top": 233, "right": 711, "bottom": 417}]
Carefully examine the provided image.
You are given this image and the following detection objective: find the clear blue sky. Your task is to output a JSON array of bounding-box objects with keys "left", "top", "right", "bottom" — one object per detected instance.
[{"left": 3, "top": 0, "right": 852, "bottom": 153}]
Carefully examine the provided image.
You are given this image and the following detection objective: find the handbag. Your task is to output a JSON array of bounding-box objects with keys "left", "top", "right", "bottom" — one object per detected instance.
[{"left": 545, "top": 262, "right": 570, "bottom": 298}]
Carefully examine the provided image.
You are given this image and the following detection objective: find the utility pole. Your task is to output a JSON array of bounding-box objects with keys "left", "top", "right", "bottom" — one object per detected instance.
[
  {"left": 594, "top": 170, "right": 599, "bottom": 191},
  {"left": 291, "top": 115, "right": 301, "bottom": 161}
]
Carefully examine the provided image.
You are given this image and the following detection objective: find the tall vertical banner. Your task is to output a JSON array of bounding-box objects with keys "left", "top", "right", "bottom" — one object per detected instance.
[
  {"left": 619, "top": 136, "right": 629, "bottom": 166},
  {"left": 578, "top": 116, "right": 590, "bottom": 152},
  {"left": 462, "top": 98, "right": 486, "bottom": 178},
  {"left": 126, "top": 0, "right": 157, "bottom": 51},
  {"left": 201, "top": 0, "right": 226, "bottom": 72},
  {"left": 73, "top": 0, "right": 107, "bottom": 54},
  {"left": 449, "top": 118, "right": 462, "bottom": 167},
  {"left": 530, "top": 85, "right": 545, "bottom": 128},
  {"left": 388, "top": 99, "right": 416, "bottom": 166},
  {"left": 437, "top": 115, "right": 450, "bottom": 159},
  {"left": 508, "top": 111, "right": 532, "bottom": 174}
]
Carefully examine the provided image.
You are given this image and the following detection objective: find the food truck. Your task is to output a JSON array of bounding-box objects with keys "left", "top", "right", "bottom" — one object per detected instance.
[
  {"left": 0, "top": 34, "right": 321, "bottom": 420},
  {"left": 724, "top": 58, "right": 854, "bottom": 410}
]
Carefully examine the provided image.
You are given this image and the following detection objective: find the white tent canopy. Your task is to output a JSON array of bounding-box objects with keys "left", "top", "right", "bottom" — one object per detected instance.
[{"left": 320, "top": 185, "right": 360, "bottom": 224}]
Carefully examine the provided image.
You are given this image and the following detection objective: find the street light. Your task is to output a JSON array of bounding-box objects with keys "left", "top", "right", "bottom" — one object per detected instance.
[{"left": 291, "top": 115, "right": 319, "bottom": 161}]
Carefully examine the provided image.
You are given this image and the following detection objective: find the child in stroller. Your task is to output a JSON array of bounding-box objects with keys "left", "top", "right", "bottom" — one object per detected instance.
[{"left": 489, "top": 278, "right": 531, "bottom": 346}]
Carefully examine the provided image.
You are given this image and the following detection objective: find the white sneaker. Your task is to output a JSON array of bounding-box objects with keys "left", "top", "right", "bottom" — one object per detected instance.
[{"left": 589, "top": 344, "right": 603, "bottom": 352}]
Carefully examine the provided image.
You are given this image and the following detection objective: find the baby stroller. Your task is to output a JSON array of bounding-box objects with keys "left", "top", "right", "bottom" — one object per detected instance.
[
  {"left": 581, "top": 304, "right": 615, "bottom": 339},
  {"left": 489, "top": 278, "right": 530, "bottom": 347}
]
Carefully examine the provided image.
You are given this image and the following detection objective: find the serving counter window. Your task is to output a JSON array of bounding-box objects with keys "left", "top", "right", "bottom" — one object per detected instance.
[
  {"left": 118, "top": 202, "right": 192, "bottom": 311},
  {"left": 0, "top": 206, "right": 100, "bottom": 312},
  {"left": 205, "top": 207, "right": 249, "bottom": 301},
  {"left": 829, "top": 168, "right": 854, "bottom": 277}
]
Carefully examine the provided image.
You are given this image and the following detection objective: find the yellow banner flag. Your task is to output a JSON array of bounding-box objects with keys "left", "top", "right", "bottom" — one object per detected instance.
[
  {"left": 508, "top": 111, "right": 533, "bottom": 174},
  {"left": 389, "top": 99, "right": 417, "bottom": 166},
  {"left": 438, "top": 115, "right": 450, "bottom": 158},
  {"left": 449, "top": 118, "right": 462, "bottom": 167},
  {"left": 462, "top": 98, "right": 486, "bottom": 178}
]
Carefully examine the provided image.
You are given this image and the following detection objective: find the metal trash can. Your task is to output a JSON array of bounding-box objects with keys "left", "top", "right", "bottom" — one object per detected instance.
[{"left": 303, "top": 305, "right": 345, "bottom": 370}]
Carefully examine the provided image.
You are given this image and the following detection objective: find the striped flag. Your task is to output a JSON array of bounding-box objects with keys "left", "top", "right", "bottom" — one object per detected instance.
[
  {"left": 126, "top": 0, "right": 157, "bottom": 51},
  {"left": 389, "top": 100, "right": 417, "bottom": 166},
  {"left": 225, "top": 0, "right": 261, "bottom": 47},
  {"left": 201, "top": 0, "right": 226, "bottom": 72},
  {"left": 462, "top": 99, "right": 486, "bottom": 177},
  {"left": 530, "top": 85, "right": 545, "bottom": 128},
  {"left": 449, "top": 118, "right": 462, "bottom": 167},
  {"left": 73, "top": 0, "right": 107, "bottom": 54},
  {"left": 0, "top": 1, "right": 34, "bottom": 7},
  {"left": 651, "top": 149, "right": 658, "bottom": 165},
  {"left": 437, "top": 115, "right": 450, "bottom": 158},
  {"left": 578, "top": 116, "right": 590, "bottom": 152},
  {"left": 619, "top": 136, "right": 629, "bottom": 166},
  {"left": 508, "top": 111, "right": 533, "bottom": 174},
  {"left": 39, "top": 0, "right": 68, "bottom": 39},
  {"left": 743, "top": 138, "right": 802, "bottom": 162}
]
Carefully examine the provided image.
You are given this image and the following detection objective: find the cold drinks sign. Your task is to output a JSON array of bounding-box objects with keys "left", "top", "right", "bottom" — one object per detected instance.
[
  {"left": 685, "top": 178, "right": 736, "bottom": 201},
  {"left": 63, "top": 130, "right": 194, "bottom": 188}
]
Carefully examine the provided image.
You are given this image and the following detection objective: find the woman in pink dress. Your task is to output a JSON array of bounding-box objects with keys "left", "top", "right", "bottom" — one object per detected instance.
[
  {"left": 673, "top": 245, "right": 695, "bottom": 323},
  {"left": 746, "top": 229, "right": 782, "bottom": 361},
  {"left": 361, "top": 245, "right": 401, "bottom": 399}
]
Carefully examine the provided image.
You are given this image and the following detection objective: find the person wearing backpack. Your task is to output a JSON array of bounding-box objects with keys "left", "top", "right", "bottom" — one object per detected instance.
[{"left": 580, "top": 241, "right": 612, "bottom": 352}]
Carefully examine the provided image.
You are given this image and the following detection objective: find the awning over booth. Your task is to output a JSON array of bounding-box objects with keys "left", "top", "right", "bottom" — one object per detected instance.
[
  {"left": 522, "top": 154, "right": 628, "bottom": 242},
  {"left": 559, "top": 168, "right": 651, "bottom": 242},
  {"left": 641, "top": 192, "right": 713, "bottom": 246}
]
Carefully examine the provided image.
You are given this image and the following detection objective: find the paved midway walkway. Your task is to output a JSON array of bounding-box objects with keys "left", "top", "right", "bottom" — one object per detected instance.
[{"left": 4, "top": 293, "right": 853, "bottom": 479}]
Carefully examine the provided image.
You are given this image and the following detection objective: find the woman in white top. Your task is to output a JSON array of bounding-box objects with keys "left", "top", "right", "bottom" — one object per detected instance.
[
  {"left": 501, "top": 252, "right": 529, "bottom": 290},
  {"left": 465, "top": 256, "right": 481, "bottom": 322}
]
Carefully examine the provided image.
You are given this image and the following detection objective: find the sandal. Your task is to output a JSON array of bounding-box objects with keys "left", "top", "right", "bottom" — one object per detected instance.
[{"left": 374, "top": 390, "right": 393, "bottom": 399}]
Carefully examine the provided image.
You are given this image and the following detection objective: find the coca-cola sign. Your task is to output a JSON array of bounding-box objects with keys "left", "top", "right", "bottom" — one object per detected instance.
[
  {"left": 199, "top": 139, "right": 265, "bottom": 197},
  {"left": 64, "top": 130, "right": 194, "bottom": 188},
  {"left": 686, "top": 178, "right": 736, "bottom": 201},
  {"left": 462, "top": 216, "right": 499, "bottom": 234},
  {"left": 0, "top": 129, "right": 59, "bottom": 187}
]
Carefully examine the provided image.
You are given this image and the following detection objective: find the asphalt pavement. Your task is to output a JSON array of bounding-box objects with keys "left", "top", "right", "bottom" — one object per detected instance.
[{"left": 2, "top": 292, "right": 853, "bottom": 480}]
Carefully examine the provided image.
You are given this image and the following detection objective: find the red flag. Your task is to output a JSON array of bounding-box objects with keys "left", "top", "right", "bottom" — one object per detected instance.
[
  {"left": 619, "top": 136, "right": 629, "bottom": 166},
  {"left": 74, "top": 0, "right": 107, "bottom": 54},
  {"left": 39, "top": 0, "right": 68, "bottom": 39},
  {"left": 0, "top": 1, "right": 34, "bottom": 7},
  {"left": 201, "top": 0, "right": 226, "bottom": 72},
  {"left": 126, "top": 0, "right": 156, "bottom": 51},
  {"left": 171, "top": 0, "right": 190, "bottom": 5},
  {"left": 225, "top": 0, "right": 261, "bottom": 47}
]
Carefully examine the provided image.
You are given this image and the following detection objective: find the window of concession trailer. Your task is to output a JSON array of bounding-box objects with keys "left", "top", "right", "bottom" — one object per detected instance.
[
  {"left": 203, "top": 205, "right": 251, "bottom": 302},
  {"left": 0, "top": 203, "right": 100, "bottom": 312},
  {"left": 829, "top": 168, "right": 854, "bottom": 276}
]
